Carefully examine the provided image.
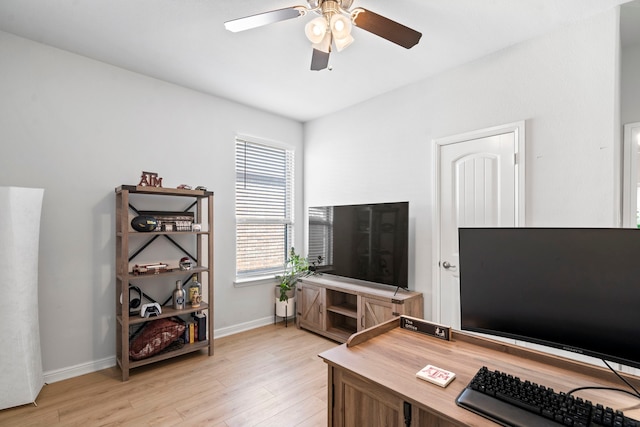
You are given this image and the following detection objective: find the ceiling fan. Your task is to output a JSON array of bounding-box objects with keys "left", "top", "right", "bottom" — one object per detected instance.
[{"left": 224, "top": 0, "right": 422, "bottom": 71}]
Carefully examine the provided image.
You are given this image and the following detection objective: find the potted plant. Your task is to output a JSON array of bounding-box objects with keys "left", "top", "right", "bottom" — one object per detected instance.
[{"left": 275, "top": 248, "right": 323, "bottom": 319}]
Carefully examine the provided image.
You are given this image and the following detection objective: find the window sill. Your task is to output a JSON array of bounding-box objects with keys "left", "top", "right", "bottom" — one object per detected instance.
[{"left": 234, "top": 275, "right": 278, "bottom": 288}]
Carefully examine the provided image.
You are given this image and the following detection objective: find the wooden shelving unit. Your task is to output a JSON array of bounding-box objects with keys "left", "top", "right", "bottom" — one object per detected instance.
[{"left": 115, "top": 185, "right": 214, "bottom": 381}]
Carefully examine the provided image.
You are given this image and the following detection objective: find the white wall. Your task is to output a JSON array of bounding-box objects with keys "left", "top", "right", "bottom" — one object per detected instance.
[
  {"left": 304, "top": 9, "right": 621, "bottom": 320},
  {"left": 0, "top": 31, "right": 304, "bottom": 379}
]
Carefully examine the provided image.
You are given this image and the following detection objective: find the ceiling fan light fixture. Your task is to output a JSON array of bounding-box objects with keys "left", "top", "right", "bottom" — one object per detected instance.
[{"left": 305, "top": 17, "right": 328, "bottom": 44}]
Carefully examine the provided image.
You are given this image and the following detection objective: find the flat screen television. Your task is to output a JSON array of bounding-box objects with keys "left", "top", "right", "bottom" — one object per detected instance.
[
  {"left": 308, "top": 202, "right": 409, "bottom": 289},
  {"left": 458, "top": 227, "right": 640, "bottom": 370}
]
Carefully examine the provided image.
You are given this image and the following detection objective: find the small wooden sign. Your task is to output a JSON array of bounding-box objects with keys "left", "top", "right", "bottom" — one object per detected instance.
[
  {"left": 400, "top": 316, "right": 451, "bottom": 341},
  {"left": 138, "top": 171, "right": 163, "bottom": 188}
]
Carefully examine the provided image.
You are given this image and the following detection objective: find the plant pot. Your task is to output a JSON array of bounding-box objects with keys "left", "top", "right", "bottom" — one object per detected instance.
[
  {"left": 274, "top": 285, "right": 295, "bottom": 301},
  {"left": 275, "top": 286, "right": 296, "bottom": 318},
  {"left": 275, "top": 297, "right": 295, "bottom": 318}
]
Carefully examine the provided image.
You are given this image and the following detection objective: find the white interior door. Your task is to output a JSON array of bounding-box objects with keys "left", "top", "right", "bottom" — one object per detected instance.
[{"left": 433, "top": 122, "right": 525, "bottom": 329}]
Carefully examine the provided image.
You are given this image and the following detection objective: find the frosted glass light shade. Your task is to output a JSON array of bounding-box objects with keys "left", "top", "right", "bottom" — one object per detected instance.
[
  {"left": 334, "top": 33, "right": 354, "bottom": 51},
  {"left": 305, "top": 17, "right": 327, "bottom": 44},
  {"left": 312, "top": 31, "right": 332, "bottom": 53},
  {"left": 330, "top": 14, "right": 353, "bottom": 51},
  {"left": 330, "top": 14, "right": 351, "bottom": 39}
]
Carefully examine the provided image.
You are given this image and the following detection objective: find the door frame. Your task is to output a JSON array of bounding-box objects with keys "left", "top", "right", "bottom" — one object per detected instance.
[
  {"left": 431, "top": 121, "right": 526, "bottom": 324},
  {"left": 622, "top": 122, "right": 640, "bottom": 228}
]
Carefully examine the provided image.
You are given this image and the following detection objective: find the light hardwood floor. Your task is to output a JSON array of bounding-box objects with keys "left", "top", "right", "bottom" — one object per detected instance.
[{"left": 0, "top": 323, "right": 338, "bottom": 427}]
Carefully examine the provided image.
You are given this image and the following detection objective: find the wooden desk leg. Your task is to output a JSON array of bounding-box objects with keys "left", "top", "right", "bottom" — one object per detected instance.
[{"left": 327, "top": 365, "right": 334, "bottom": 427}]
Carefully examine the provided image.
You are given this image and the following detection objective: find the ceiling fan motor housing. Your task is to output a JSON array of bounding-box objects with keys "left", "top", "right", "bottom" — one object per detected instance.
[{"left": 307, "top": 0, "right": 354, "bottom": 14}]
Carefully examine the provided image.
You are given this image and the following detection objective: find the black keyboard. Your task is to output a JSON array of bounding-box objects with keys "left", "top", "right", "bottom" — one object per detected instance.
[{"left": 456, "top": 366, "right": 640, "bottom": 427}]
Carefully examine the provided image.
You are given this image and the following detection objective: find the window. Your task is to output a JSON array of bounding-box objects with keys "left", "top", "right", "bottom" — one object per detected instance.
[
  {"left": 308, "top": 206, "right": 333, "bottom": 265},
  {"left": 235, "top": 138, "right": 294, "bottom": 280}
]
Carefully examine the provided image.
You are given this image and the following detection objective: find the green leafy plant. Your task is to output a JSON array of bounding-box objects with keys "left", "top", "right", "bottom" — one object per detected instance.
[{"left": 277, "top": 248, "right": 323, "bottom": 302}]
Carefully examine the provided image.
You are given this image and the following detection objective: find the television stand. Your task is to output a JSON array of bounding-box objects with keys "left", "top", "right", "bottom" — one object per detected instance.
[{"left": 295, "top": 275, "right": 423, "bottom": 343}]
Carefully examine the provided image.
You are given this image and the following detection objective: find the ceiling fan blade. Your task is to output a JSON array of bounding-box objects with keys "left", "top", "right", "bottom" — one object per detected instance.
[
  {"left": 224, "top": 6, "right": 307, "bottom": 32},
  {"left": 351, "top": 8, "right": 422, "bottom": 49},
  {"left": 310, "top": 48, "right": 330, "bottom": 71}
]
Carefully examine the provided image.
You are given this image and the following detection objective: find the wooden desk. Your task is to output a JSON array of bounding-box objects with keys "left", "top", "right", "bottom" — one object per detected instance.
[{"left": 318, "top": 318, "right": 640, "bottom": 426}]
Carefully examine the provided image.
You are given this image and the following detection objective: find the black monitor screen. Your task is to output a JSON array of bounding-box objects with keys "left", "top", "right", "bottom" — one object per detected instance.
[{"left": 458, "top": 227, "right": 640, "bottom": 369}]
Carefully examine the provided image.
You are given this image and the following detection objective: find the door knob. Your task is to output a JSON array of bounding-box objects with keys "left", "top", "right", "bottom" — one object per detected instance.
[{"left": 442, "top": 261, "right": 456, "bottom": 269}]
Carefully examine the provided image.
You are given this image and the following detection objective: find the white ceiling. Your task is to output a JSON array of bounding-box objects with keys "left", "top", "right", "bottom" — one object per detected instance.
[{"left": 0, "top": 0, "right": 636, "bottom": 122}]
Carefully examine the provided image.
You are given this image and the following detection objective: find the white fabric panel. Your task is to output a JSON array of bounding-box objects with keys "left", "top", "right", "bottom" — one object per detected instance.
[{"left": 0, "top": 187, "right": 44, "bottom": 410}]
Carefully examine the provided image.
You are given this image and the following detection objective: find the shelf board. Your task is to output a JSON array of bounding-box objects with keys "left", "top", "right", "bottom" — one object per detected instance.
[
  {"left": 126, "top": 340, "right": 210, "bottom": 369},
  {"left": 326, "top": 303, "right": 358, "bottom": 318},
  {"left": 116, "top": 185, "right": 213, "bottom": 197},
  {"left": 124, "top": 230, "right": 211, "bottom": 236},
  {"left": 118, "top": 302, "right": 210, "bottom": 326},
  {"left": 326, "top": 326, "right": 356, "bottom": 342},
  {"left": 119, "top": 266, "right": 209, "bottom": 282}
]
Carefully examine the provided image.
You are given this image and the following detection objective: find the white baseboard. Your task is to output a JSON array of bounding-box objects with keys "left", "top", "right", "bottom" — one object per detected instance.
[
  {"left": 43, "top": 316, "right": 280, "bottom": 383},
  {"left": 214, "top": 316, "right": 275, "bottom": 338},
  {"left": 44, "top": 355, "right": 116, "bottom": 384}
]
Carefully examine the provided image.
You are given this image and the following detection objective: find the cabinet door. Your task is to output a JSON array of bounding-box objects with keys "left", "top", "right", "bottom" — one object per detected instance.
[
  {"left": 297, "top": 283, "right": 325, "bottom": 331},
  {"left": 330, "top": 368, "right": 457, "bottom": 427},
  {"left": 332, "top": 369, "right": 407, "bottom": 427},
  {"left": 359, "top": 297, "right": 396, "bottom": 330}
]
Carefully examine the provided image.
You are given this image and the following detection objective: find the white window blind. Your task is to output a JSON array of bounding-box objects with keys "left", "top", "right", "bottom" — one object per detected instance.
[{"left": 235, "top": 138, "right": 294, "bottom": 279}]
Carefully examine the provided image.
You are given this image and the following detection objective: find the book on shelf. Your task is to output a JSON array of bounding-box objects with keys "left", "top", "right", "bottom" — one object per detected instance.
[
  {"left": 416, "top": 364, "right": 456, "bottom": 387},
  {"left": 188, "top": 322, "right": 195, "bottom": 343}
]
